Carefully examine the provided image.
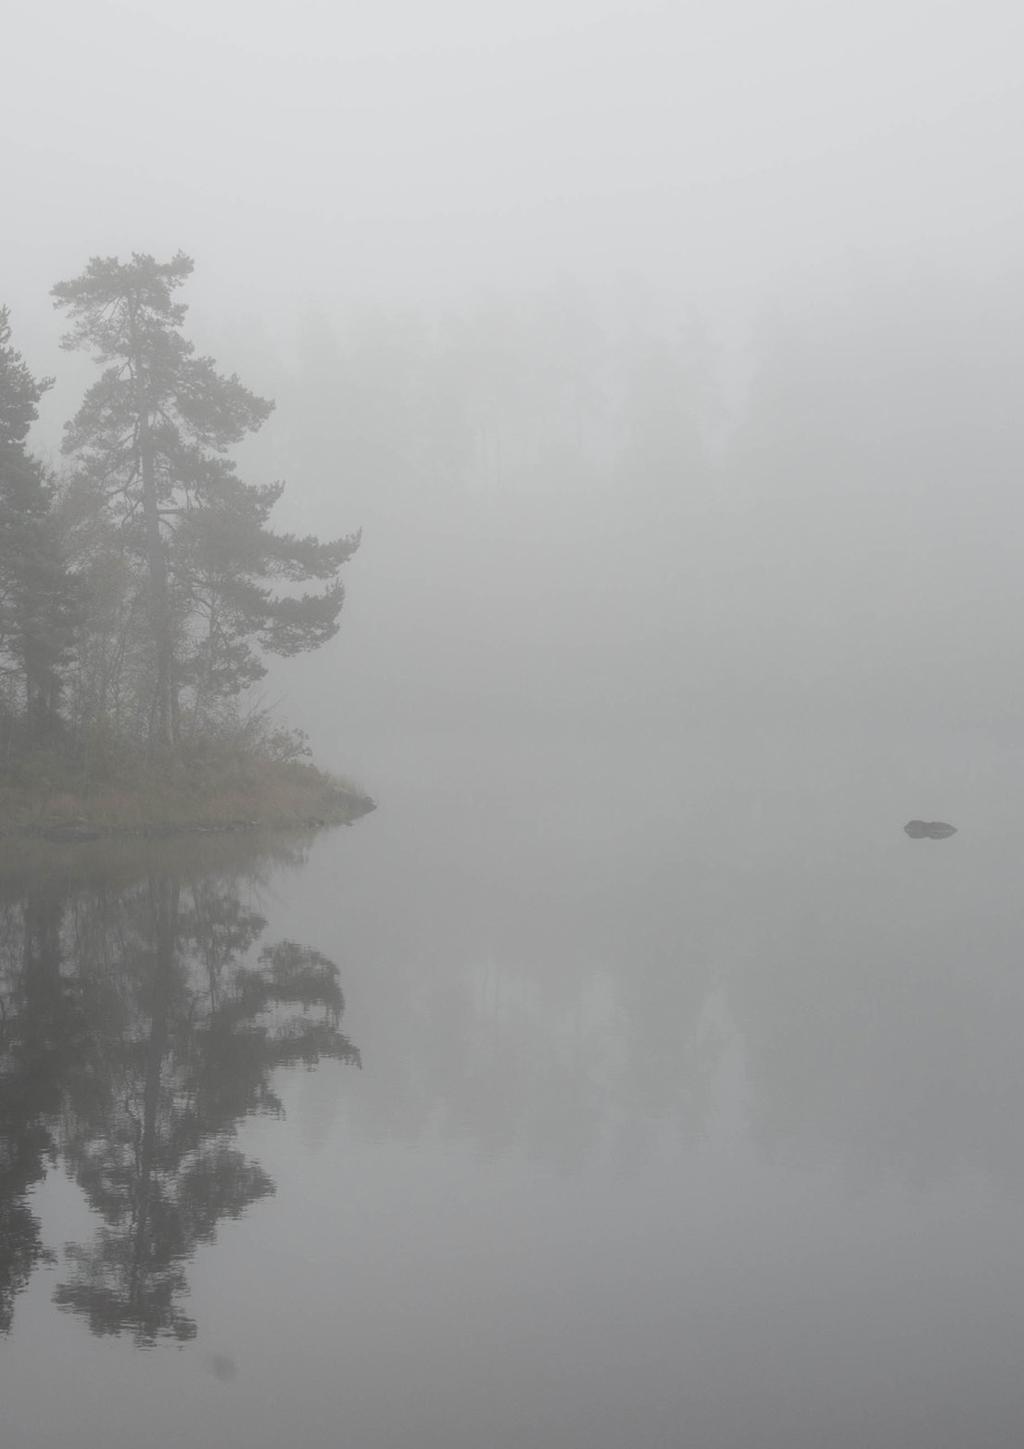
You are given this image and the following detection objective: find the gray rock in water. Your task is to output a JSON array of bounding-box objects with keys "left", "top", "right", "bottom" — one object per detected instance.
[{"left": 904, "top": 819, "right": 957, "bottom": 839}]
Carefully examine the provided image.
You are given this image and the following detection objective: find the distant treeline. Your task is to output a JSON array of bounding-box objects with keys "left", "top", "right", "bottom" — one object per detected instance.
[
  {"left": 0, "top": 253, "right": 359, "bottom": 773},
  {"left": 6, "top": 259, "right": 1020, "bottom": 769}
]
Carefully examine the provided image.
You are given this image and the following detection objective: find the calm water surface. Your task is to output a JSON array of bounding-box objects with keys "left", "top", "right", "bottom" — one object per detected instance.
[{"left": 3, "top": 740, "right": 1024, "bottom": 1448}]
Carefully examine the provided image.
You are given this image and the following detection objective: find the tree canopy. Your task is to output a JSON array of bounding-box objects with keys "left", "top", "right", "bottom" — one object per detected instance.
[{"left": 51, "top": 253, "right": 359, "bottom": 752}]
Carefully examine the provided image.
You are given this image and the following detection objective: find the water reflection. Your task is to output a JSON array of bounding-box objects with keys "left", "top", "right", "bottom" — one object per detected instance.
[
  {"left": 0, "top": 836, "right": 359, "bottom": 1343},
  {"left": 304, "top": 777, "right": 1024, "bottom": 1193},
  {"left": 727, "top": 846, "right": 1024, "bottom": 1187}
]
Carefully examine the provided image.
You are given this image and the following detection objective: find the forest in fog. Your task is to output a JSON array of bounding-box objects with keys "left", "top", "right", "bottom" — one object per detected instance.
[
  {"left": 2, "top": 0, "right": 1022, "bottom": 802},
  {"left": 0, "top": 255, "right": 360, "bottom": 776},
  {"left": 5, "top": 259, "right": 1021, "bottom": 796},
  {"left": 5, "top": 6, "right": 1024, "bottom": 1444}
]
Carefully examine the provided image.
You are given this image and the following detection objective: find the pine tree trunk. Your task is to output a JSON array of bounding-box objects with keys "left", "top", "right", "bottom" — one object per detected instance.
[
  {"left": 139, "top": 406, "right": 175, "bottom": 751},
  {"left": 128, "top": 291, "right": 176, "bottom": 755}
]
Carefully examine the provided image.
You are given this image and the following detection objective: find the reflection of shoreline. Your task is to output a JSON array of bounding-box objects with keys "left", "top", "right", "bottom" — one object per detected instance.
[
  {"left": 0, "top": 839, "right": 360, "bottom": 1344},
  {"left": 0, "top": 827, "right": 321, "bottom": 894}
]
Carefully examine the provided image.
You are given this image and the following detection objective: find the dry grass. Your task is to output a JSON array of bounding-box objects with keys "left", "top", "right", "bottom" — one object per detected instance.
[{"left": 0, "top": 752, "right": 375, "bottom": 837}]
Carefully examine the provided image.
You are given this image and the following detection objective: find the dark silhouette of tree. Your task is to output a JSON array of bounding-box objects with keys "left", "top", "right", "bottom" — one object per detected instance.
[
  {"left": 0, "top": 873, "right": 94, "bottom": 1331},
  {"left": 52, "top": 254, "right": 359, "bottom": 751}
]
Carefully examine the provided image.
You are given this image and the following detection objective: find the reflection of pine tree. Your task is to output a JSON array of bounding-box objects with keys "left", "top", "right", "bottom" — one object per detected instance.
[
  {"left": 0, "top": 1177, "right": 50, "bottom": 1334},
  {"left": 0, "top": 876, "right": 90, "bottom": 1331},
  {"left": 0, "top": 842, "right": 359, "bottom": 1343}
]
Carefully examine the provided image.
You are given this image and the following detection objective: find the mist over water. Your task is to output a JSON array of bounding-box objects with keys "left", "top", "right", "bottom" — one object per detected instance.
[
  {"left": 4, "top": 765, "right": 1024, "bottom": 1449},
  {"left": 4, "top": 1, "right": 1024, "bottom": 1444}
]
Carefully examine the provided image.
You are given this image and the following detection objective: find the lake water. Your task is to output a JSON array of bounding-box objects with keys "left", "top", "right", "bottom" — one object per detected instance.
[{"left": 3, "top": 736, "right": 1024, "bottom": 1448}]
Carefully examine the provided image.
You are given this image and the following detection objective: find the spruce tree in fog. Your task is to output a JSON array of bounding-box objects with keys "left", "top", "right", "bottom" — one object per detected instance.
[
  {"left": 0, "top": 307, "right": 77, "bottom": 735},
  {"left": 52, "top": 254, "right": 359, "bottom": 751}
]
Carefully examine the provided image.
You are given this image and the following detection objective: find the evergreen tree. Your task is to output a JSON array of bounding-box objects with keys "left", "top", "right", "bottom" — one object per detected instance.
[
  {"left": 52, "top": 254, "right": 359, "bottom": 751},
  {"left": 0, "top": 307, "right": 76, "bottom": 737}
]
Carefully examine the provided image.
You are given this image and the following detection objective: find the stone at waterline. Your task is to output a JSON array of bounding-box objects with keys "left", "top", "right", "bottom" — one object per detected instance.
[{"left": 904, "top": 820, "right": 958, "bottom": 840}]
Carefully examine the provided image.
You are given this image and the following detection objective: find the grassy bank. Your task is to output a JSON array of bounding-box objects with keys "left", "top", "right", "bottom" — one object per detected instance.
[{"left": 0, "top": 749, "right": 375, "bottom": 838}]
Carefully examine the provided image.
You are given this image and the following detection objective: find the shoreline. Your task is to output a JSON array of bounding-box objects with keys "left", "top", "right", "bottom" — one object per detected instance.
[{"left": 0, "top": 757, "right": 376, "bottom": 842}]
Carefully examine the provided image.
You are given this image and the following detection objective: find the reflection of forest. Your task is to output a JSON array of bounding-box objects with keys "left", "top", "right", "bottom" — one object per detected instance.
[
  {"left": 0, "top": 837, "right": 359, "bottom": 1342},
  {"left": 333, "top": 826, "right": 730, "bottom": 1169},
  {"left": 323, "top": 782, "right": 1024, "bottom": 1191}
]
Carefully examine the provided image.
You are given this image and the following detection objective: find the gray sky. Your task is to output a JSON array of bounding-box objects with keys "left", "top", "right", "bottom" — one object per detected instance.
[{"left": 6, "top": 0, "right": 1023, "bottom": 335}]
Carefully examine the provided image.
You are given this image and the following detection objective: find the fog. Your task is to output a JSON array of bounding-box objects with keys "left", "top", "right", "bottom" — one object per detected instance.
[
  {"left": 6, "top": 1, "right": 1024, "bottom": 791},
  {"left": 5, "top": 2, "right": 1024, "bottom": 1445}
]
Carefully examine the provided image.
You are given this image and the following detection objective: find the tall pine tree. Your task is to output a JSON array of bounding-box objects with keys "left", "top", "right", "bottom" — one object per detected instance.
[{"left": 53, "top": 254, "right": 359, "bottom": 751}]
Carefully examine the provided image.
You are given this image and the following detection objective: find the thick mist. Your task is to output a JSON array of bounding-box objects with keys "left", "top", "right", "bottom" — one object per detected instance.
[
  {"left": 4, "top": 4, "right": 1024, "bottom": 1447},
  {"left": 6, "top": 0, "right": 1024, "bottom": 802}
]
